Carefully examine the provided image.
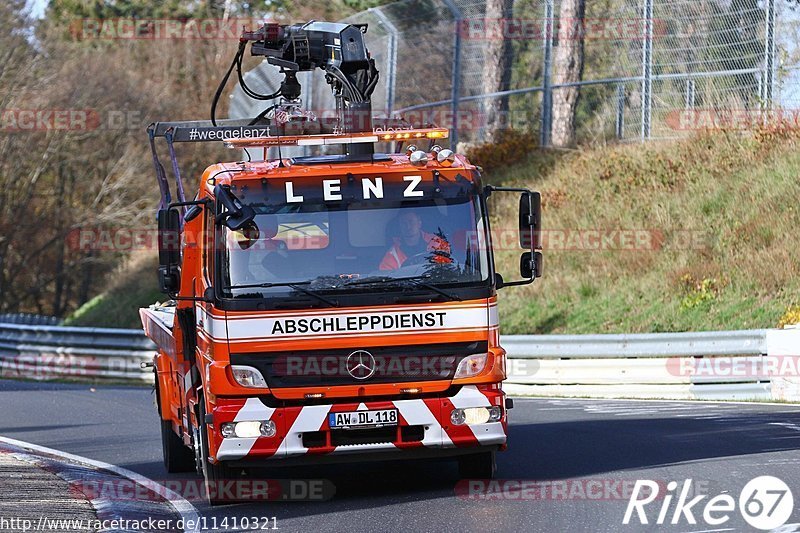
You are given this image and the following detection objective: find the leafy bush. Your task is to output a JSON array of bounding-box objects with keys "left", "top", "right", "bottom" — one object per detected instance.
[
  {"left": 778, "top": 305, "right": 800, "bottom": 328},
  {"left": 679, "top": 274, "right": 727, "bottom": 310},
  {"left": 465, "top": 129, "right": 538, "bottom": 173}
]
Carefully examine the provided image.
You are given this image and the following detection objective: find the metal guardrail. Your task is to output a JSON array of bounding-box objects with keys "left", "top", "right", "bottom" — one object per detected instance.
[
  {"left": 0, "top": 314, "right": 62, "bottom": 326},
  {"left": 502, "top": 330, "right": 767, "bottom": 359},
  {"left": 502, "top": 329, "right": 800, "bottom": 402},
  {"left": 0, "top": 322, "right": 797, "bottom": 402},
  {"left": 0, "top": 323, "right": 156, "bottom": 382}
]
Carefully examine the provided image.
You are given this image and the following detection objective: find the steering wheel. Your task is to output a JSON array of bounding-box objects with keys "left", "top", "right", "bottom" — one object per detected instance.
[{"left": 402, "top": 252, "right": 432, "bottom": 266}]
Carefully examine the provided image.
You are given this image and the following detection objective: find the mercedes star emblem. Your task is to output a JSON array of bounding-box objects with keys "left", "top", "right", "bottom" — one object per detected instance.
[{"left": 346, "top": 350, "right": 377, "bottom": 380}]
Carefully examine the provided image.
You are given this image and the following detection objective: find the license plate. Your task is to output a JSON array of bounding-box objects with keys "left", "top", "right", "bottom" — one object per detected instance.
[{"left": 329, "top": 409, "right": 398, "bottom": 429}]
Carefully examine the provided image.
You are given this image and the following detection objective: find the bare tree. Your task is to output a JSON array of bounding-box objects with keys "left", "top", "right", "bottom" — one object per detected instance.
[
  {"left": 481, "top": 0, "right": 514, "bottom": 143},
  {"left": 551, "top": 0, "right": 586, "bottom": 147},
  {"left": 0, "top": 1, "right": 234, "bottom": 316}
]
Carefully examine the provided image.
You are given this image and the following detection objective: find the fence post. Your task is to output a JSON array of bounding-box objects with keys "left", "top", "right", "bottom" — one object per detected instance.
[
  {"left": 762, "top": 0, "right": 775, "bottom": 111},
  {"left": 443, "top": 0, "right": 462, "bottom": 149},
  {"left": 540, "top": 0, "right": 554, "bottom": 147},
  {"left": 640, "top": 0, "right": 653, "bottom": 140},
  {"left": 615, "top": 83, "right": 625, "bottom": 139},
  {"left": 684, "top": 78, "right": 695, "bottom": 110},
  {"left": 370, "top": 7, "right": 399, "bottom": 116}
]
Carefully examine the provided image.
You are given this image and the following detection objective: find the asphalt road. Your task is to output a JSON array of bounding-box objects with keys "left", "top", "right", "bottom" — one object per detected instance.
[{"left": 1, "top": 379, "right": 800, "bottom": 532}]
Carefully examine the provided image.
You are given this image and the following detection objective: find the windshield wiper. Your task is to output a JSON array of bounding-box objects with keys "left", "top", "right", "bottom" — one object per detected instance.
[
  {"left": 344, "top": 275, "right": 462, "bottom": 302},
  {"left": 224, "top": 281, "right": 338, "bottom": 307}
]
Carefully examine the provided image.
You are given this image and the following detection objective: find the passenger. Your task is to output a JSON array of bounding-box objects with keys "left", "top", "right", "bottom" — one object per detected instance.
[{"left": 228, "top": 217, "right": 291, "bottom": 282}]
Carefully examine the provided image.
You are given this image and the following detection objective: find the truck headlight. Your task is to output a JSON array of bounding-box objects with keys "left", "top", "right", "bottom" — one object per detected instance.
[
  {"left": 454, "top": 354, "right": 488, "bottom": 379},
  {"left": 220, "top": 420, "right": 276, "bottom": 438},
  {"left": 231, "top": 365, "right": 268, "bottom": 388},
  {"left": 450, "top": 408, "right": 466, "bottom": 425},
  {"left": 450, "top": 406, "right": 502, "bottom": 426}
]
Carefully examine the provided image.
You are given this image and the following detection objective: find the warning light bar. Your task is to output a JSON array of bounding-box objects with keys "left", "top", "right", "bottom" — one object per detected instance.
[
  {"left": 223, "top": 128, "right": 449, "bottom": 148},
  {"left": 376, "top": 129, "right": 449, "bottom": 142}
]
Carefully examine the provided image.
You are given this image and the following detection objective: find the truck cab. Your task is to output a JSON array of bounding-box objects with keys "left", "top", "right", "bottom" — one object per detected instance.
[{"left": 141, "top": 132, "right": 540, "bottom": 504}]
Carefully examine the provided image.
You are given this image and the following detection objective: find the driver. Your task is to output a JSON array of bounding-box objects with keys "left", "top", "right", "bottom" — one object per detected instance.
[{"left": 379, "top": 211, "right": 453, "bottom": 270}]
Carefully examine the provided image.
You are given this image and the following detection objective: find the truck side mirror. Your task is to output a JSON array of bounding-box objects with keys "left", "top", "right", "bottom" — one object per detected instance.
[
  {"left": 519, "top": 191, "right": 542, "bottom": 280},
  {"left": 520, "top": 251, "right": 543, "bottom": 279},
  {"left": 485, "top": 186, "right": 543, "bottom": 289},
  {"left": 214, "top": 184, "right": 256, "bottom": 230},
  {"left": 184, "top": 203, "right": 203, "bottom": 222},
  {"left": 519, "top": 191, "right": 541, "bottom": 250},
  {"left": 157, "top": 208, "right": 181, "bottom": 294}
]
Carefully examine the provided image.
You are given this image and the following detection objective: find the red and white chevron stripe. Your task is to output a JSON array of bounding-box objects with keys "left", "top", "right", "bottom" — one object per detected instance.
[{"left": 210, "top": 385, "right": 507, "bottom": 461}]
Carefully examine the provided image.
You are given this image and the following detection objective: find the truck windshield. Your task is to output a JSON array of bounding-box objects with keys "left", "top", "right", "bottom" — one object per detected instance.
[{"left": 218, "top": 174, "right": 490, "bottom": 300}]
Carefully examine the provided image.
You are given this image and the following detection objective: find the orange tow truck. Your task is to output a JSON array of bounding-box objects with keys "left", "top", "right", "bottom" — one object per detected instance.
[{"left": 140, "top": 21, "right": 541, "bottom": 504}]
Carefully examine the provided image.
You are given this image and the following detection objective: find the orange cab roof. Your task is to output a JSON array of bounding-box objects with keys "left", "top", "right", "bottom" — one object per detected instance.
[{"left": 200, "top": 152, "right": 475, "bottom": 191}]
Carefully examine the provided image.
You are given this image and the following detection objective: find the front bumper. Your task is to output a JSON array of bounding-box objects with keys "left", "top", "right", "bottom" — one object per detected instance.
[{"left": 210, "top": 385, "right": 507, "bottom": 463}]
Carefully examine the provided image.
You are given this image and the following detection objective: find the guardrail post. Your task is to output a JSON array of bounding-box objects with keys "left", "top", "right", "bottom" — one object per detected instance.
[
  {"left": 540, "top": 0, "right": 554, "bottom": 148},
  {"left": 443, "top": 0, "right": 462, "bottom": 149},
  {"left": 640, "top": 0, "right": 653, "bottom": 140}
]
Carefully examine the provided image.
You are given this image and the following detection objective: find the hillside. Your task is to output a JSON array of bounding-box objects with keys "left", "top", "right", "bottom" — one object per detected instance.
[
  {"left": 68, "top": 127, "right": 800, "bottom": 332},
  {"left": 65, "top": 254, "right": 163, "bottom": 329},
  {"left": 483, "top": 127, "right": 800, "bottom": 333}
]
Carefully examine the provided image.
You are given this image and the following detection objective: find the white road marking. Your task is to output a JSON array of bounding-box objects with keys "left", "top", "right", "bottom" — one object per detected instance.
[
  {"left": 512, "top": 396, "right": 800, "bottom": 408},
  {"left": 0, "top": 435, "right": 200, "bottom": 533},
  {"left": 768, "top": 422, "right": 800, "bottom": 432},
  {"left": 684, "top": 527, "right": 735, "bottom": 533},
  {"left": 536, "top": 407, "right": 592, "bottom": 411}
]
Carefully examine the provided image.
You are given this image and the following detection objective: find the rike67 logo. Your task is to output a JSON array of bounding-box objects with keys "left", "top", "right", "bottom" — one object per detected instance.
[{"left": 623, "top": 476, "right": 794, "bottom": 530}]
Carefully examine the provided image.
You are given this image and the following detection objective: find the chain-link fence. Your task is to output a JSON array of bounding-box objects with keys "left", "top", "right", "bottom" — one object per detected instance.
[{"left": 231, "top": 0, "right": 799, "bottom": 147}]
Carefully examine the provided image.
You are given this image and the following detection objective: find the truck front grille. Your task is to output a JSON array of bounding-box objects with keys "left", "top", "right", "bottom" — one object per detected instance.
[{"left": 231, "top": 341, "right": 487, "bottom": 388}]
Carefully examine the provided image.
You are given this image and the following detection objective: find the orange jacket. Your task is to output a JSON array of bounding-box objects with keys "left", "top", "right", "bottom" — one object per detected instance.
[{"left": 379, "top": 231, "right": 453, "bottom": 270}]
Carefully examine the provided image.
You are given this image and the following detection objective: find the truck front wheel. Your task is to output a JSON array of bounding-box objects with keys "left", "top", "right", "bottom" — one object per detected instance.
[
  {"left": 457, "top": 450, "right": 497, "bottom": 480},
  {"left": 160, "top": 418, "right": 196, "bottom": 473}
]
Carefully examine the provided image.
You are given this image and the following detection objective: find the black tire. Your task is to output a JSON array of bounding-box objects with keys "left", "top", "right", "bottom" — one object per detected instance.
[
  {"left": 457, "top": 451, "right": 497, "bottom": 480},
  {"left": 156, "top": 384, "right": 195, "bottom": 473},
  {"left": 198, "top": 398, "right": 234, "bottom": 506},
  {"left": 160, "top": 418, "right": 196, "bottom": 473}
]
